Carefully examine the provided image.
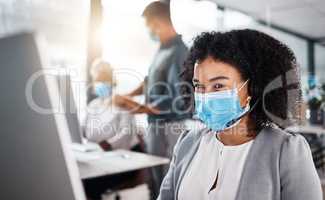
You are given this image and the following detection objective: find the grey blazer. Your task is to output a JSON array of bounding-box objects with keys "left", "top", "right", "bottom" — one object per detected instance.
[{"left": 157, "top": 126, "right": 323, "bottom": 200}]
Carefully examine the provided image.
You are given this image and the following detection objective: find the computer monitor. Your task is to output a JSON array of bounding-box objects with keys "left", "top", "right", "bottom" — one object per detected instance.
[
  {"left": 57, "top": 75, "right": 83, "bottom": 144},
  {"left": 0, "top": 32, "right": 86, "bottom": 200}
]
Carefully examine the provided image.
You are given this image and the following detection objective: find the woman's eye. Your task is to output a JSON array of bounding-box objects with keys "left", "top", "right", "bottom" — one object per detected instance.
[{"left": 214, "top": 83, "right": 224, "bottom": 90}]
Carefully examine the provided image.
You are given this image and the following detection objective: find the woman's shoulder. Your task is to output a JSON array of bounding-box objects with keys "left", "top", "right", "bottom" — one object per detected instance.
[
  {"left": 260, "top": 126, "right": 308, "bottom": 146},
  {"left": 258, "top": 126, "right": 311, "bottom": 159},
  {"left": 265, "top": 126, "right": 322, "bottom": 198},
  {"left": 172, "top": 122, "right": 209, "bottom": 160},
  {"left": 174, "top": 125, "right": 311, "bottom": 164}
]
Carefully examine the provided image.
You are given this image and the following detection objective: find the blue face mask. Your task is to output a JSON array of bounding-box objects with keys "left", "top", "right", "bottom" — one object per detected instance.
[
  {"left": 94, "top": 82, "right": 112, "bottom": 98},
  {"left": 148, "top": 30, "right": 159, "bottom": 42},
  {"left": 194, "top": 80, "right": 250, "bottom": 132}
]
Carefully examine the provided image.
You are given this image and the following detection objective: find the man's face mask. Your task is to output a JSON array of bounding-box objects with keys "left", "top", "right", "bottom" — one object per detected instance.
[
  {"left": 148, "top": 30, "right": 159, "bottom": 42},
  {"left": 146, "top": 21, "right": 160, "bottom": 42},
  {"left": 194, "top": 80, "right": 250, "bottom": 132},
  {"left": 94, "top": 82, "right": 112, "bottom": 98}
]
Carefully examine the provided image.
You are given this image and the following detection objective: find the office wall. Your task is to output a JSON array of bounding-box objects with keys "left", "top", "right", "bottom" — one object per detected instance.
[
  {"left": 101, "top": 0, "right": 158, "bottom": 94},
  {"left": 0, "top": 0, "right": 88, "bottom": 69},
  {"left": 0, "top": 0, "right": 90, "bottom": 122}
]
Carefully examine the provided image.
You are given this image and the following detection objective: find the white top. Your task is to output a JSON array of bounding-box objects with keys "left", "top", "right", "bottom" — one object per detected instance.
[
  {"left": 178, "top": 131, "right": 253, "bottom": 200},
  {"left": 84, "top": 98, "right": 140, "bottom": 149}
]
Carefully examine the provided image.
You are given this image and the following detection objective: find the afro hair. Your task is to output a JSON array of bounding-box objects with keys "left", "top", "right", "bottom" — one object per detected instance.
[{"left": 181, "top": 29, "right": 302, "bottom": 131}]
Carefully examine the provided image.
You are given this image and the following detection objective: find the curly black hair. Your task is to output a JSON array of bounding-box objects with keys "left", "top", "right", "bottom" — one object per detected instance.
[{"left": 181, "top": 29, "right": 302, "bottom": 131}]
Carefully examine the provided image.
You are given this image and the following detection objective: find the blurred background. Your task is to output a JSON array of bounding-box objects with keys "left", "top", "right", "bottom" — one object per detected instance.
[
  {"left": 1, "top": 0, "right": 324, "bottom": 116},
  {"left": 1, "top": 0, "right": 325, "bottom": 199}
]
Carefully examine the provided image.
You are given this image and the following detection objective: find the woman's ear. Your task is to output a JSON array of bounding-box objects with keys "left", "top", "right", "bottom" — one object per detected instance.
[{"left": 246, "top": 96, "right": 252, "bottom": 106}]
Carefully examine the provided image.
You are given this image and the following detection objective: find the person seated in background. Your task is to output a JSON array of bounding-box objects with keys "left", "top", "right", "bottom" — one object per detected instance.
[
  {"left": 83, "top": 59, "right": 147, "bottom": 200},
  {"left": 84, "top": 59, "right": 143, "bottom": 152}
]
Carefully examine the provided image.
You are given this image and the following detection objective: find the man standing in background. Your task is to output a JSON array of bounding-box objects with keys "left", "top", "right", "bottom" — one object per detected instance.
[{"left": 114, "top": 1, "right": 192, "bottom": 198}]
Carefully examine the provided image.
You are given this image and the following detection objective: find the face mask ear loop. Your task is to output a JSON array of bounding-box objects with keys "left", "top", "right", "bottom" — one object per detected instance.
[
  {"left": 236, "top": 79, "right": 251, "bottom": 108},
  {"left": 238, "top": 79, "right": 250, "bottom": 91}
]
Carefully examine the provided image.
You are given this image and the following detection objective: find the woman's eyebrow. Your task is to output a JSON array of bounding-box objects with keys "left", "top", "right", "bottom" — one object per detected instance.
[
  {"left": 192, "top": 76, "right": 228, "bottom": 83},
  {"left": 208, "top": 76, "right": 229, "bottom": 82}
]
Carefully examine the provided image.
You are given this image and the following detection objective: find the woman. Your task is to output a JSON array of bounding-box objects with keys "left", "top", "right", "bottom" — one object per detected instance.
[{"left": 158, "top": 30, "right": 322, "bottom": 200}]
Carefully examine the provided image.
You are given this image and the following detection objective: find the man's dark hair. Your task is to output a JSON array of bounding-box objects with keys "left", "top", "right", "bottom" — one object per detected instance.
[
  {"left": 142, "top": 1, "right": 171, "bottom": 23},
  {"left": 182, "top": 29, "right": 302, "bottom": 131}
]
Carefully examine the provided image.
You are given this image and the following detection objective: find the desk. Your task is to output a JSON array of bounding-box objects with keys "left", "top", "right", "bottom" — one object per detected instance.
[{"left": 77, "top": 150, "right": 169, "bottom": 180}]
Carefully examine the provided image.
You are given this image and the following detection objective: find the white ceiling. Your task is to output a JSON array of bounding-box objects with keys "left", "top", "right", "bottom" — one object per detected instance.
[{"left": 212, "top": 0, "right": 325, "bottom": 43}]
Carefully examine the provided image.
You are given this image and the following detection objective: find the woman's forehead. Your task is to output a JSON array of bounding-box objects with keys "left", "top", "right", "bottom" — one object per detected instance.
[{"left": 193, "top": 57, "right": 243, "bottom": 82}]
